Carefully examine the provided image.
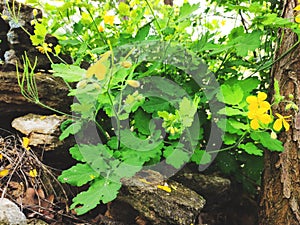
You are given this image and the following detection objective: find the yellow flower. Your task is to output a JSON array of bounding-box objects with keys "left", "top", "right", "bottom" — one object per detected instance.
[
  {"left": 104, "top": 14, "right": 114, "bottom": 26},
  {"left": 246, "top": 92, "right": 272, "bottom": 130},
  {"left": 246, "top": 92, "right": 270, "bottom": 112},
  {"left": 248, "top": 109, "right": 272, "bottom": 130},
  {"left": 273, "top": 113, "right": 291, "bottom": 131},
  {"left": 36, "top": 43, "right": 52, "bottom": 54}
]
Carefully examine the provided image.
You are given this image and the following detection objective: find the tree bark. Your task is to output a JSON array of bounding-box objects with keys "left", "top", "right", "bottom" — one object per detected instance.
[{"left": 259, "top": 0, "right": 300, "bottom": 224}]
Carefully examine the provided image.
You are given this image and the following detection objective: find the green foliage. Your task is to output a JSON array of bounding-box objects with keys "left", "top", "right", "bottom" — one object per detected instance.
[{"left": 17, "top": 0, "right": 300, "bottom": 214}]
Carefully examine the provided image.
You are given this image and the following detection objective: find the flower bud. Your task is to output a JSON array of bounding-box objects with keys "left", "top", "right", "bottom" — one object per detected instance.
[
  {"left": 121, "top": 61, "right": 132, "bottom": 68},
  {"left": 271, "top": 131, "right": 277, "bottom": 139},
  {"left": 285, "top": 103, "right": 292, "bottom": 110},
  {"left": 32, "top": 9, "right": 38, "bottom": 17},
  {"left": 127, "top": 80, "right": 140, "bottom": 88}
]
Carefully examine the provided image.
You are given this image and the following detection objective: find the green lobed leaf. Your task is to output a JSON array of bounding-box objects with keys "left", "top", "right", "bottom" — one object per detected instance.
[
  {"left": 250, "top": 131, "right": 284, "bottom": 152},
  {"left": 238, "top": 143, "right": 263, "bottom": 156},
  {"left": 134, "top": 23, "right": 151, "bottom": 41},
  {"left": 228, "top": 119, "right": 248, "bottom": 130},
  {"left": 178, "top": 96, "right": 199, "bottom": 128},
  {"left": 142, "top": 97, "right": 171, "bottom": 113},
  {"left": 58, "top": 163, "right": 99, "bottom": 186},
  {"left": 133, "top": 109, "right": 152, "bottom": 135},
  {"left": 223, "top": 133, "right": 238, "bottom": 145},
  {"left": 30, "top": 22, "right": 47, "bottom": 46},
  {"left": 71, "top": 177, "right": 122, "bottom": 215},
  {"left": 118, "top": 129, "right": 163, "bottom": 152},
  {"left": 217, "top": 84, "right": 244, "bottom": 105},
  {"left": 69, "top": 145, "right": 84, "bottom": 161},
  {"left": 118, "top": 142, "right": 163, "bottom": 165},
  {"left": 71, "top": 102, "right": 95, "bottom": 119},
  {"left": 190, "top": 150, "right": 212, "bottom": 165},
  {"left": 231, "top": 30, "right": 262, "bottom": 57},
  {"left": 218, "top": 107, "right": 246, "bottom": 116},
  {"left": 179, "top": 3, "right": 200, "bottom": 19},
  {"left": 59, "top": 120, "right": 83, "bottom": 140},
  {"left": 163, "top": 146, "right": 191, "bottom": 169},
  {"left": 51, "top": 64, "right": 86, "bottom": 82},
  {"left": 217, "top": 119, "right": 245, "bottom": 135}
]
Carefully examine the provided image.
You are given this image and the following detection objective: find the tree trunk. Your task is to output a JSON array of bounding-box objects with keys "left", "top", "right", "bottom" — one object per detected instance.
[{"left": 259, "top": 1, "right": 300, "bottom": 224}]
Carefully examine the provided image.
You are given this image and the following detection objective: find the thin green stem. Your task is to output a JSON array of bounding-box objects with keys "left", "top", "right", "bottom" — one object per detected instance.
[
  {"left": 252, "top": 40, "right": 300, "bottom": 75},
  {"left": 145, "top": 0, "right": 163, "bottom": 38},
  {"left": 106, "top": 43, "right": 121, "bottom": 148},
  {"left": 207, "top": 132, "right": 247, "bottom": 154}
]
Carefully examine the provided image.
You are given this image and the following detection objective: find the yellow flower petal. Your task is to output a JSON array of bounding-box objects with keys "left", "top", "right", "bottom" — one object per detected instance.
[
  {"left": 250, "top": 119, "right": 260, "bottom": 130},
  {"left": 157, "top": 184, "right": 171, "bottom": 193},
  {"left": 29, "top": 169, "right": 37, "bottom": 178},
  {"left": 104, "top": 15, "right": 115, "bottom": 26},
  {"left": 259, "top": 114, "right": 272, "bottom": 124},
  {"left": 260, "top": 101, "right": 271, "bottom": 111},
  {"left": 295, "top": 5, "right": 300, "bottom": 11},
  {"left": 247, "top": 111, "right": 256, "bottom": 120},
  {"left": 257, "top": 92, "right": 267, "bottom": 101},
  {"left": 282, "top": 119, "right": 290, "bottom": 131},
  {"left": 273, "top": 119, "right": 282, "bottom": 131},
  {"left": 22, "top": 137, "right": 30, "bottom": 150},
  {"left": 246, "top": 96, "right": 257, "bottom": 104},
  {"left": 248, "top": 103, "right": 259, "bottom": 112},
  {"left": 0, "top": 154, "right": 2, "bottom": 160}
]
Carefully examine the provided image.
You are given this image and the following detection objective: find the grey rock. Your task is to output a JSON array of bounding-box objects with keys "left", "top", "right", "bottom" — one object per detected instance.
[
  {"left": 118, "top": 170, "right": 206, "bottom": 225},
  {"left": 12, "top": 113, "right": 66, "bottom": 151},
  {"left": 0, "top": 198, "right": 27, "bottom": 225}
]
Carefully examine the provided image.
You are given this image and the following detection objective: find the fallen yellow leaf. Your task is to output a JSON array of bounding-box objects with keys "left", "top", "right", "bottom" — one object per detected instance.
[
  {"left": 0, "top": 169, "right": 9, "bottom": 178},
  {"left": 29, "top": 169, "right": 37, "bottom": 178},
  {"left": 157, "top": 184, "right": 171, "bottom": 193},
  {"left": 22, "top": 137, "right": 30, "bottom": 150}
]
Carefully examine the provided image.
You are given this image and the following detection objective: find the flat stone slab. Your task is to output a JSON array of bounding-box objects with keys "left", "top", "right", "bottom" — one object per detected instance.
[{"left": 12, "top": 113, "right": 66, "bottom": 151}]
